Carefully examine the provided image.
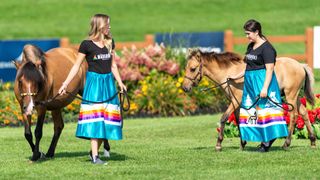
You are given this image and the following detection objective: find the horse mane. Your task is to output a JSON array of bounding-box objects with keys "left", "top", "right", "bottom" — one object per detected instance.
[
  {"left": 188, "top": 49, "right": 244, "bottom": 65},
  {"left": 22, "top": 44, "right": 48, "bottom": 78},
  {"left": 17, "top": 61, "right": 46, "bottom": 91}
]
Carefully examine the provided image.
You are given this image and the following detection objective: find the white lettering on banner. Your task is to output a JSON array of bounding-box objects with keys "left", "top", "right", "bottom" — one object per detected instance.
[{"left": 0, "top": 62, "right": 15, "bottom": 69}]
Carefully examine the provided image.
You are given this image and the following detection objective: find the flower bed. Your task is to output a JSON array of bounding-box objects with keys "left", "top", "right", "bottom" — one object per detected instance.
[
  {"left": 0, "top": 44, "right": 228, "bottom": 126},
  {"left": 220, "top": 94, "right": 320, "bottom": 139}
]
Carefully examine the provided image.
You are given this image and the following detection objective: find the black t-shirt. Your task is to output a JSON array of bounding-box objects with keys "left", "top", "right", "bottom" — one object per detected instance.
[
  {"left": 78, "top": 39, "right": 115, "bottom": 74},
  {"left": 244, "top": 41, "right": 277, "bottom": 71}
]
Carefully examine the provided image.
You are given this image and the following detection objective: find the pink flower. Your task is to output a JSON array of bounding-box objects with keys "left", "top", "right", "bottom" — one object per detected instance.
[
  {"left": 166, "top": 62, "right": 180, "bottom": 75},
  {"left": 145, "top": 44, "right": 164, "bottom": 57}
]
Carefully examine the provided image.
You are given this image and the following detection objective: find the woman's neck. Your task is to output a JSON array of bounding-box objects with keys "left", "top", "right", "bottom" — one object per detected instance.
[{"left": 253, "top": 37, "right": 266, "bottom": 48}]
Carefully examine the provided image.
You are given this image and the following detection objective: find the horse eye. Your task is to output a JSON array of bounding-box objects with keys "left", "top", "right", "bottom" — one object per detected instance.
[{"left": 190, "top": 68, "right": 196, "bottom": 72}]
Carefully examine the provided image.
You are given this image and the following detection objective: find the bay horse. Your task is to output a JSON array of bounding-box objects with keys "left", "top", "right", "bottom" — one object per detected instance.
[
  {"left": 182, "top": 48, "right": 316, "bottom": 151},
  {"left": 12, "top": 44, "right": 90, "bottom": 161}
]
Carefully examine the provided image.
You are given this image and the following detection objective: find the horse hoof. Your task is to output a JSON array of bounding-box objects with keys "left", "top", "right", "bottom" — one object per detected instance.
[
  {"left": 282, "top": 144, "right": 289, "bottom": 150},
  {"left": 31, "top": 152, "right": 42, "bottom": 161},
  {"left": 40, "top": 152, "right": 46, "bottom": 159},
  {"left": 104, "top": 149, "right": 110, "bottom": 158},
  {"left": 215, "top": 146, "right": 222, "bottom": 151},
  {"left": 45, "top": 153, "right": 54, "bottom": 158},
  {"left": 311, "top": 145, "right": 316, "bottom": 149},
  {"left": 240, "top": 141, "right": 247, "bottom": 150}
]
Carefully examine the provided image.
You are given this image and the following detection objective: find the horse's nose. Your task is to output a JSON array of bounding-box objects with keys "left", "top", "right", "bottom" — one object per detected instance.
[
  {"left": 23, "top": 103, "right": 34, "bottom": 115},
  {"left": 182, "top": 86, "right": 190, "bottom": 92},
  {"left": 23, "top": 105, "right": 27, "bottom": 112}
]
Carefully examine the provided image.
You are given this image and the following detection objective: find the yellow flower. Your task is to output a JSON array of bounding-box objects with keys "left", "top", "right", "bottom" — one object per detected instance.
[
  {"left": 175, "top": 82, "right": 181, "bottom": 88},
  {"left": 129, "top": 102, "right": 138, "bottom": 111},
  {"left": 178, "top": 89, "right": 184, "bottom": 94},
  {"left": 4, "top": 83, "right": 11, "bottom": 90},
  {"left": 4, "top": 119, "right": 10, "bottom": 125},
  {"left": 142, "top": 85, "right": 148, "bottom": 95},
  {"left": 170, "top": 89, "right": 177, "bottom": 94},
  {"left": 202, "top": 79, "right": 209, "bottom": 86},
  {"left": 14, "top": 111, "right": 19, "bottom": 116},
  {"left": 67, "top": 104, "right": 75, "bottom": 111},
  {"left": 178, "top": 77, "right": 184, "bottom": 83}
]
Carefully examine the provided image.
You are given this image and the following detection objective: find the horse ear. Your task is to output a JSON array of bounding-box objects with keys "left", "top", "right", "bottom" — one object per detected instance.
[
  {"left": 195, "top": 49, "right": 201, "bottom": 58},
  {"left": 35, "top": 60, "right": 42, "bottom": 68},
  {"left": 12, "top": 60, "right": 21, "bottom": 69}
]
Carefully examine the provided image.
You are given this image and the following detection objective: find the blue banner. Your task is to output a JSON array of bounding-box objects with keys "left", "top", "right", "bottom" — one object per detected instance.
[
  {"left": 155, "top": 32, "right": 224, "bottom": 52},
  {"left": 0, "top": 39, "right": 60, "bottom": 82}
]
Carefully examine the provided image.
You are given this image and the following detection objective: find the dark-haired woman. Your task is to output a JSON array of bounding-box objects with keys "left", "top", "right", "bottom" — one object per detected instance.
[{"left": 239, "top": 19, "right": 288, "bottom": 152}]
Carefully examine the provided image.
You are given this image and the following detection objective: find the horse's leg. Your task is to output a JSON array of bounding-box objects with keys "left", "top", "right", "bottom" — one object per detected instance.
[
  {"left": 234, "top": 107, "right": 247, "bottom": 150},
  {"left": 31, "top": 108, "right": 46, "bottom": 161},
  {"left": 23, "top": 114, "right": 35, "bottom": 152},
  {"left": 103, "top": 140, "right": 111, "bottom": 157},
  {"left": 283, "top": 94, "right": 299, "bottom": 149},
  {"left": 216, "top": 103, "right": 234, "bottom": 151},
  {"left": 104, "top": 140, "right": 110, "bottom": 151},
  {"left": 298, "top": 101, "right": 316, "bottom": 148},
  {"left": 46, "top": 109, "right": 64, "bottom": 158}
]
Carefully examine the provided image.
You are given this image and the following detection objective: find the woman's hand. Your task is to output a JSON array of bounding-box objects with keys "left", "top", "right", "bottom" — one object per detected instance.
[
  {"left": 118, "top": 82, "right": 127, "bottom": 92},
  {"left": 58, "top": 82, "right": 68, "bottom": 95},
  {"left": 260, "top": 87, "right": 268, "bottom": 98}
]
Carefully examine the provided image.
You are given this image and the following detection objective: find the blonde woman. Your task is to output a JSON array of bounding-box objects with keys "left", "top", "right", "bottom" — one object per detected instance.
[{"left": 59, "top": 14, "right": 126, "bottom": 164}]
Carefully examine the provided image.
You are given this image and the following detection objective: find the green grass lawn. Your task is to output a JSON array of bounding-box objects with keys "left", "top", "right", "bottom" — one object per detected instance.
[
  {"left": 1, "top": 0, "right": 319, "bottom": 44},
  {"left": 0, "top": 0, "right": 319, "bottom": 66},
  {"left": 1, "top": 115, "right": 320, "bottom": 179}
]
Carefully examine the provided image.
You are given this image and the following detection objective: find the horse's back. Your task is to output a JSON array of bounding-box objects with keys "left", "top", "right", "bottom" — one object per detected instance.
[
  {"left": 275, "top": 57, "right": 305, "bottom": 92},
  {"left": 45, "top": 47, "right": 87, "bottom": 109}
]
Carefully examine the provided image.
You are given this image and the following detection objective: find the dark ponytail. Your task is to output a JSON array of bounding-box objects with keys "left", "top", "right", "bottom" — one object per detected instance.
[{"left": 243, "top": 19, "right": 267, "bottom": 40}]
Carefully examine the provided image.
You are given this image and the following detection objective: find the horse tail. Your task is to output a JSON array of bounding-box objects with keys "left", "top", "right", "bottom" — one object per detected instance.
[{"left": 303, "top": 64, "right": 315, "bottom": 106}]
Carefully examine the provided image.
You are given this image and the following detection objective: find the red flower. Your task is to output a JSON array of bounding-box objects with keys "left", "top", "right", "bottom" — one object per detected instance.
[
  {"left": 216, "top": 127, "right": 221, "bottom": 133},
  {"left": 282, "top": 103, "right": 289, "bottom": 111},
  {"left": 228, "top": 112, "right": 237, "bottom": 126},
  {"left": 315, "top": 94, "right": 320, "bottom": 98},
  {"left": 300, "top": 97, "right": 306, "bottom": 106},
  {"left": 296, "top": 115, "right": 305, "bottom": 129},
  {"left": 308, "top": 110, "right": 315, "bottom": 124}
]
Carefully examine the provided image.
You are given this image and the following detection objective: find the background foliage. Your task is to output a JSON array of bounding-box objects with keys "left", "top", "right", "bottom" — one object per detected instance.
[{"left": 0, "top": 44, "right": 228, "bottom": 126}]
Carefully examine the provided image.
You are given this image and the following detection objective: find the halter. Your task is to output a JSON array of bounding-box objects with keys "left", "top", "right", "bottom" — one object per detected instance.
[
  {"left": 20, "top": 92, "right": 37, "bottom": 97},
  {"left": 184, "top": 60, "right": 203, "bottom": 85},
  {"left": 201, "top": 76, "right": 294, "bottom": 112}
]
